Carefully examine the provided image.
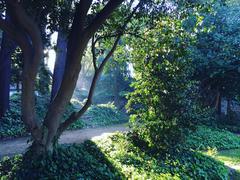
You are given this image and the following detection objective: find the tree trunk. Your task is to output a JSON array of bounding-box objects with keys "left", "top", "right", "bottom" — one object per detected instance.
[
  {"left": 215, "top": 91, "right": 221, "bottom": 115},
  {"left": 0, "top": 32, "right": 16, "bottom": 118},
  {"left": 0, "top": 0, "right": 125, "bottom": 154},
  {"left": 227, "top": 98, "right": 231, "bottom": 115},
  {"left": 51, "top": 31, "right": 67, "bottom": 101},
  {"left": 16, "top": 74, "right": 21, "bottom": 92},
  {"left": 217, "top": 94, "right": 221, "bottom": 115}
]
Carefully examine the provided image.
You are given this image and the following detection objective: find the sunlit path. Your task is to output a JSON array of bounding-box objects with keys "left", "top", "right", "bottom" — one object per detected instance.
[{"left": 0, "top": 124, "right": 128, "bottom": 159}]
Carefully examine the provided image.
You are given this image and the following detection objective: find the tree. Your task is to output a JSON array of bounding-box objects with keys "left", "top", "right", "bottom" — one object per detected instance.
[
  {"left": 0, "top": 0, "right": 140, "bottom": 153},
  {"left": 0, "top": 31, "right": 16, "bottom": 118},
  {"left": 191, "top": 2, "right": 240, "bottom": 115}
]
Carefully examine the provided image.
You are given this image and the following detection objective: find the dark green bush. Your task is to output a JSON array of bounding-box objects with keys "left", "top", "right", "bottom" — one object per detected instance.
[
  {"left": 125, "top": 17, "right": 207, "bottom": 152},
  {"left": 0, "top": 93, "right": 27, "bottom": 138},
  {"left": 0, "top": 93, "right": 49, "bottom": 138},
  {"left": 127, "top": 57, "right": 202, "bottom": 152},
  {"left": 0, "top": 142, "right": 123, "bottom": 180},
  {"left": 80, "top": 103, "right": 128, "bottom": 128}
]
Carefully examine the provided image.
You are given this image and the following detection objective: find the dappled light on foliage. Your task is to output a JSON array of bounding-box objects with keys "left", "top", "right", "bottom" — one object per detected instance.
[{"left": 0, "top": 0, "right": 240, "bottom": 179}]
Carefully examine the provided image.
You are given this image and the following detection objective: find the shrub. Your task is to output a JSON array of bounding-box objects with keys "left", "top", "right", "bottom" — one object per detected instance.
[
  {"left": 126, "top": 57, "right": 200, "bottom": 152},
  {"left": 0, "top": 93, "right": 50, "bottom": 138},
  {"left": 79, "top": 103, "right": 128, "bottom": 128},
  {"left": 0, "top": 142, "right": 123, "bottom": 180},
  {"left": 0, "top": 93, "right": 27, "bottom": 138},
  {"left": 125, "top": 17, "right": 205, "bottom": 152}
]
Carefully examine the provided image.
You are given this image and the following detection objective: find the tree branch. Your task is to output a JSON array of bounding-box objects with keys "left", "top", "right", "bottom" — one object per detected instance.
[
  {"left": 57, "top": 0, "right": 142, "bottom": 135},
  {"left": 5, "top": 0, "right": 43, "bottom": 140},
  {"left": 57, "top": 33, "right": 122, "bottom": 135},
  {"left": 7, "top": 0, "right": 43, "bottom": 63},
  {"left": 86, "top": 0, "right": 124, "bottom": 38},
  {"left": 91, "top": 35, "right": 97, "bottom": 70},
  {"left": 0, "top": 15, "right": 30, "bottom": 51}
]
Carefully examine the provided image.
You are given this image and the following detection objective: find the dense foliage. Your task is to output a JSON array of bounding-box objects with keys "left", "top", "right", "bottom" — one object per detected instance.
[
  {"left": 1, "top": 0, "right": 240, "bottom": 179},
  {"left": 0, "top": 95, "right": 127, "bottom": 138},
  {"left": 0, "top": 142, "right": 122, "bottom": 179},
  {"left": 183, "top": 126, "right": 240, "bottom": 151},
  {"left": 126, "top": 16, "right": 202, "bottom": 151},
  {"left": 1, "top": 125, "right": 234, "bottom": 179},
  {"left": 190, "top": 1, "right": 240, "bottom": 118},
  {"left": 98, "top": 133, "right": 228, "bottom": 179}
]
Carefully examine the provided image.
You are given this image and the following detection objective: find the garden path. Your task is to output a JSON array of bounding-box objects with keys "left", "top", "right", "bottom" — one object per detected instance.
[{"left": 0, "top": 124, "right": 128, "bottom": 159}]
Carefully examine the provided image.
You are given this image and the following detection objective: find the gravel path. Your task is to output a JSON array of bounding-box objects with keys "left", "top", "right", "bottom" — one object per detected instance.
[{"left": 0, "top": 124, "right": 128, "bottom": 159}]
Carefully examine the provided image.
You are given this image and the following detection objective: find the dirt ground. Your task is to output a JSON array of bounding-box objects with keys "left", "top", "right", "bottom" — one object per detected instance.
[{"left": 0, "top": 124, "right": 128, "bottom": 159}]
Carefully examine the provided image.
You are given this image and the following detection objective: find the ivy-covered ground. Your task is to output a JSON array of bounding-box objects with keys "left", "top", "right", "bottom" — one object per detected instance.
[
  {"left": 1, "top": 125, "right": 240, "bottom": 179},
  {"left": 0, "top": 94, "right": 128, "bottom": 139}
]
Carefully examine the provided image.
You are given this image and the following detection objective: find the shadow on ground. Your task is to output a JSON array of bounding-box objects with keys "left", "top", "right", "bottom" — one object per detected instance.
[{"left": 0, "top": 141, "right": 124, "bottom": 180}]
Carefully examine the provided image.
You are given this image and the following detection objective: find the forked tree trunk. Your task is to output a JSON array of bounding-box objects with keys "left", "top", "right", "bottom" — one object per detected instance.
[
  {"left": 37, "top": 0, "right": 125, "bottom": 152},
  {"left": 0, "top": 0, "right": 127, "bottom": 153}
]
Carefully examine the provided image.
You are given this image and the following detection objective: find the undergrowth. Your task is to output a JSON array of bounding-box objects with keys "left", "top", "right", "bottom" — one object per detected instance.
[
  {"left": 0, "top": 94, "right": 127, "bottom": 139},
  {"left": 0, "top": 126, "right": 233, "bottom": 179},
  {"left": 183, "top": 126, "right": 240, "bottom": 151}
]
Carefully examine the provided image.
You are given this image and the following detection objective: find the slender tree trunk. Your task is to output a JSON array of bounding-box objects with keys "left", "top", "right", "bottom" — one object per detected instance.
[
  {"left": 227, "top": 98, "right": 231, "bottom": 115},
  {"left": 16, "top": 81, "right": 20, "bottom": 92},
  {"left": 16, "top": 69, "right": 21, "bottom": 92},
  {"left": 51, "top": 31, "right": 67, "bottom": 101},
  {"left": 113, "top": 65, "right": 121, "bottom": 108},
  {"left": 215, "top": 91, "right": 221, "bottom": 115},
  {"left": 0, "top": 32, "right": 16, "bottom": 118},
  {"left": 217, "top": 94, "right": 221, "bottom": 115}
]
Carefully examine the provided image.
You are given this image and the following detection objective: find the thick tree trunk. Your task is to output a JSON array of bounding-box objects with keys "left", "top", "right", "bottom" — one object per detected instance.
[
  {"left": 0, "top": 0, "right": 125, "bottom": 153},
  {"left": 51, "top": 31, "right": 67, "bottom": 101},
  {"left": 0, "top": 32, "right": 16, "bottom": 118}
]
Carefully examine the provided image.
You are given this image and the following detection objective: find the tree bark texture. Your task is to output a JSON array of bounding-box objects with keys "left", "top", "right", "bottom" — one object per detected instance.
[
  {"left": 0, "top": 32, "right": 16, "bottom": 118},
  {"left": 51, "top": 31, "right": 67, "bottom": 101},
  {"left": 0, "top": 0, "right": 128, "bottom": 153}
]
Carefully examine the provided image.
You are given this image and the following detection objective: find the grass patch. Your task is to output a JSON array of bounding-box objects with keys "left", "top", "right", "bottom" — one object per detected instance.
[
  {"left": 214, "top": 149, "right": 240, "bottom": 166},
  {"left": 184, "top": 126, "right": 240, "bottom": 179},
  {"left": 203, "top": 148, "right": 240, "bottom": 177}
]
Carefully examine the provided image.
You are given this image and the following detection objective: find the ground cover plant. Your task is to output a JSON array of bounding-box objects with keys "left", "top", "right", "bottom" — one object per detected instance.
[
  {"left": 0, "top": 94, "right": 127, "bottom": 139},
  {"left": 1, "top": 126, "right": 234, "bottom": 179}
]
